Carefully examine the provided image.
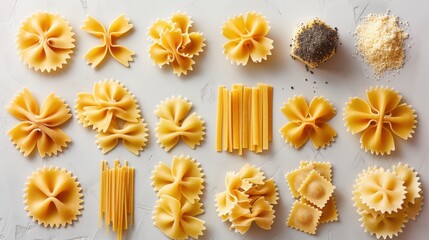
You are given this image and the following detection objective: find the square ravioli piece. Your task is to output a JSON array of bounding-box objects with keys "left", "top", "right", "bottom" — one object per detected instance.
[
  {"left": 287, "top": 200, "right": 322, "bottom": 234},
  {"left": 301, "top": 196, "right": 338, "bottom": 224},
  {"left": 286, "top": 165, "right": 314, "bottom": 198},
  {"left": 299, "top": 161, "right": 332, "bottom": 182},
  {"left": 298, "top": 170, "right": 335, "bottom": 208}
]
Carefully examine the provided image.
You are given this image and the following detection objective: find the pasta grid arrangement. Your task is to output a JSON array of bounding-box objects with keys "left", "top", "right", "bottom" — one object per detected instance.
[
  {"left": 6, "top": 88, "right": 72, "bottom": 157},
  {"left": 17, "top": 12, "right": 75, "bottom": 73},
  {"left": 353, "top": 163, "right": 423, "bottom": 239},
  {"left": 216, "top": 84, "right": 273, "bottom": 154},
  {"left": 286, "top": 161, "right": 338, "bottom": 234},
  {"left": 24, "top": 167, "right": 83, "bottom": 227},
  {"left": 151, "top": 155, "right": 205, "bottom": 239},
  {"left": 215, "top": 164, "right": 278, "bottom": 234},
  {"left": 82, "top": 15, "right": 135, "bottom": 68},
  {"left": 75, "top": 80, "right": 148, "bottom": 155},
  {"left": 344, "top": 86, "right": 417, "bottom": 155},
  {"left": 99, "top": 160, "right": 135, "bottom": 240},
  {"left": 221, "top": 12, "right": 273, "bottom": 65},
  {"left": 280, "top": 96, "right": 336, "bottom": 149},
  {"left": 155, "top": 96, "right": 205, "bottom": 151},
  {"left": 148, "top": 12, "right": 205, "bottom": 76}
]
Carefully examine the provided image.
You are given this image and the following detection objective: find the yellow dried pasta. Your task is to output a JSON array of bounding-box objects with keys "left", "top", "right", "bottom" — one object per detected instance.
[
  {"left": 280, "top": 96, "right": 336, "bottom": 149},
  {"left": 215, "top": 164, "right": 278, "bottom": 234},
  {"left": 148, "top": 12, "right": 205, "bottom": 76},
  {"left": 75, "top": 80, "right": 148, "bottom": 155},
  {"left": 286, "top": 165, "right": 315, "bottom": 198},
  {"left": 301, "top": 196, "right": 338, "bottom": 224},
  {"left": 155, "top": 96, "right": 205, "bottom": 151},
  {"left": 151, "top": 155, "right": 204, "bottom": 204},
  {"left": 153, "top": 195, "right": 205, "bottom": 240},
  {"left": 82, "top": 15, "right": 134, "bottom": 68},
  {"left": 95, "top": 119, "right": 148, "bottom": 155},
  {"left": 299, "top": 160, "right": 332, "bottom": 182},
  {"left": 298, "top": 170, "right": 335, "bottom": 209},
  {"left": 393, "top": 163, "right": 421, "bottom": 205},
  {"left": 285, "top": 161, "right": 338, "bottom": 234},
  {"left": 7, "top": 88, "right": 72, "bottom": 157},
  {"left": 352, "top": 164, "right": 424, "bottom": 239},
  {"left": 287, "top": 200, "right": 322, "bottom": 235},
  {"left": 359, "top": 210, "right": 407, "bottom": 239},
  {"left": 17, "top": 12, "right": 75, "bottom": 72},
  {"left": 24, "top": 167, "right": 83, "bottom": 227},
  {"left": 344, "top": 86, "right": 417, "bottom": 155},
  {"left": 230, "top": 197, "right": 275, "bottom": 234},
  {"left": 152, "top": 155, "right": 205, "bottom": 239},
  {"left": 221, "top": 12, "right": 273, "bottom": 65},
  {"left": 358, "top": 169, "right": 406, "bottom": 214}
]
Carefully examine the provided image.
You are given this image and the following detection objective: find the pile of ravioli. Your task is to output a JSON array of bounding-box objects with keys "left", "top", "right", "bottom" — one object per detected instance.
[
  {"left": 215, "top": 164, "right": 278, "bottom": 234},
  {"left": 353, "top": 163, "right": 423, "bottom": 239},
  {"left": 286, "top": 161, "right": 338, "bottom": 234},
  {"left": 151, "top": 155, "right": 205, "bottom": 239}
]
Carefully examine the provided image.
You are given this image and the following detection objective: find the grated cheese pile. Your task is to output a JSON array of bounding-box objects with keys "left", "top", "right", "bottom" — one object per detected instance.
[{"left": 355, "top": 14, "right": 408, "bottom": 76}]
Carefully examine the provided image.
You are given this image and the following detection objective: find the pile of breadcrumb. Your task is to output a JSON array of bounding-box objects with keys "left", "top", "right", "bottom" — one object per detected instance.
[{"left": 355, "top": 13, "right": 408, "bottom": 77}]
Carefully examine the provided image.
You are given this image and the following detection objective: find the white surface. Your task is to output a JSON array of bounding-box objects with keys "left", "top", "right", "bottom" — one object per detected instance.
[{"left": 0, "top": 0, "right": 428, "bottom": 239}]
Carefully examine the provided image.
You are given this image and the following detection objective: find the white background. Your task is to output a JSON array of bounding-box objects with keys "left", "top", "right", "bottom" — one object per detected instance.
[{"left": 1, "top": 0, "right": 428, "bottom": 239}]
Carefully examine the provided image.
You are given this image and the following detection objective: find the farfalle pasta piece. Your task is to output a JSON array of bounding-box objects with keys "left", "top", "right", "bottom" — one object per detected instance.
[
  {"left": 152, "top": 156, "right": 205, "bottom": 239},
  {"left": 352, "top": 164, "right": 424, "bottom": 239},
  {"left": 215, "top": 172, "right": 251, "bottom": 220},
  {"left": 151, "top": 155, "right": 204, "bottom": 204},
  {"left": 24, "top": 167, "right": 83, "bottom": 227},
  {"left": 359, "top": 210, "right": 407, "bottom": 239},
  {"left": 155, "top": 96, "right": 205, "bottom": 151},
  {"left": 287, "top": 200, "right": 322, "bottom": 235},
  {"left": 221, "top": 12, "right": 273, "bottom": 65},
  {"left": 17, "top": 12, "right": 75, "bottom": 72},
  {"left": 246, "top": 178, "right": 279, "bottom": 205},
  {"left": 298, "top": 170, "right": 335, "bottom": 209},
  {"left": 77, "top": 80, "right": 140, "bottom": 132},
  {"left": 393, "top": 163, "right": 421, "bottom": 205},
  {"left": 215, "top": 164, "right": 278, "bottom": 234},
  {"left": 280, "top": 96, "right": 336, "bottom": 149},
  {"left": 230, "top": 197, "right": 275, "bottom": 234},
  {"left": 7, "top": 88, "right": 72, "bottom": 157},
  {"left": 238, "top": 163, "right": 265, "bottom": 189},
  {"left": 96, "top": 119, "right": 148, "bottom": 155},
  {"left": 82, "top": 15, "right": 134, "bottom": 68},
  {"left": 75, "top": 79, "right": 148, "bottom": 155},
  {"left": 153, "top": 195, "right": 205, "bottom": 240},
  {"left": 358, "top": 169, "right": 406, "bottom": 214},
  {"left": 404, "top": 193, "right": 423, "bottom": 221},
  {"left": 148, "top": 12, "right": 205, "bottom": 76},
  {"left": 344, "top": 86, "right": 417, "bottom": 155}
]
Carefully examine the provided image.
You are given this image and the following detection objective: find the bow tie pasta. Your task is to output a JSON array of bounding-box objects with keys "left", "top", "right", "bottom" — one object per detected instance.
[
  {"left": 24, "top": 167, "right": 83, "bottom": 227},
  {"left": 6, "top": 89, "right": 72, "bottom": 157},
  {"left": 17, "top": 12, "right": 75, "bottom": 72},
  {"left": 221, "top": 12, "right": 273, "bottom": 65},
  {"left": 148, "top": 12, "right": 205, "bottom": 76}
]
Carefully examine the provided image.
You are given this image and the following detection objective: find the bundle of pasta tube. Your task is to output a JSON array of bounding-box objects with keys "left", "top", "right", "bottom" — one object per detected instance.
[
  {"left": 216, "top": 84, "right": 273, "bottom": 155},
  {"left": 99, "top": 160, "right": 135, "bottom": 240}
]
